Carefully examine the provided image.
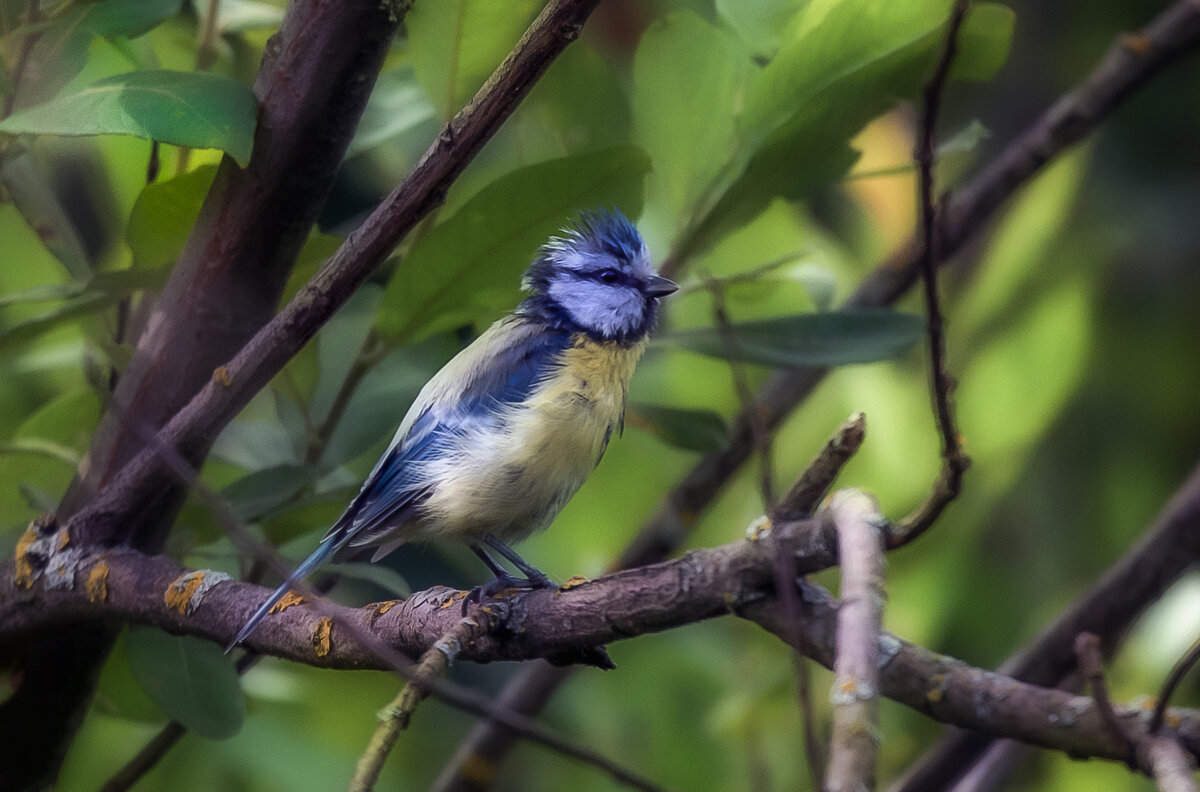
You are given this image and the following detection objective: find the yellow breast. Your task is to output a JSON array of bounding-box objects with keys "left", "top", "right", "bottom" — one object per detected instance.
[{"left": 416, "top": 334, "right": 647, "bottom": 541}]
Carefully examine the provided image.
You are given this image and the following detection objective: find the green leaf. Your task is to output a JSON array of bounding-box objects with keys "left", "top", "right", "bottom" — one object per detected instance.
[
  {"left": 0, "top": 71, "right": 258, "bottom": 166},
  {"left": 346, "top": 66, "right": 436, "bottom": 158},
  {"left": 632, "top": 13, "right": 749, "bottom": 221},
  {"left": 221, "top": 464, "right": 318, "bottom": 522},
  {"left": 659, "top": 311, "right": 924, "bottom": 367},
  {"left": 330, "top": 562, "right": 412, "bottom": 599},
  {"left": 126, "top": 626, "right": 245, "bottom": 739},
  {"left": 0, "top": 153, "right": 92, "bottom": 278},
  {"left": 4, "top": 0, "right": 183, "bottom": 107},
  {"left": 952, "top": 3, "right": 1016, "bottom": 82},
  {"left": 127, "top": 165, "right": 218, "bottom": 268},
  {"left": 36, "top": 0, "right": 184, "bottom": 38},
  {"left": 627, "top": 403, "right": 728, "bottom": 453},
  {"left": 375, "top": 146, "right": 651, "bottom": 345},
  {"left": 676, "top": 1, "right": 1014, "bottom": 261},
  {"left": 407, "top": 0, "right": 540, "bottom": 121},
  {"left": 716, "top": 0, "right": 806, "bottom": 58},
  {"left": 0, "top": 268, "right": 169, "bottom": 349}
]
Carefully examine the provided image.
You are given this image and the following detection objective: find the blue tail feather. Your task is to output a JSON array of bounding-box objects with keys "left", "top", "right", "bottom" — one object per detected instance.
[{"left": 225, "top": 537, "right": 340, "bottom": 653}]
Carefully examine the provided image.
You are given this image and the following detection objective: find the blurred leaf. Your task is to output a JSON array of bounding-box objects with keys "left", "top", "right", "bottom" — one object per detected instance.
[
  {"left": 627, "top": 403, "right": 729, "bottom": 453},
  {"left": 221, "top": 464, "right": 318, "bottom": 522},
  {"left": 951, "top": 3, "right": 1015, "bottom": 82},
  {"left": 5, "top": 0, "right": 184, "bottom": 108},
  {"left": 331, "top": 561, "right": 412, "bottom": 599},
  {"left": 716, "top": 0, "right": 806, "bottom": 58},
  {"left": 632, "top": 13, "right": 749, "bottom": 221},
  {"left": 0, "top": 268, "right": 168, "bottom": 349},
  {"left": 0, "top": 71, "right": 257, "bottom": 165},
  {"left": 375, "top": 146, "right": 651, "bottom": 345},
  {"left": 311, "top": 285, "right": 383, "bottom": 426},
  {"left": 407, "top": 0, "right": 539, "bottom": 120},
  {"left": 206, "top": 0, "right": 284, "bottom": 32},
  {"left": 939, "top": 119, "right": 992, "bottom": 157},
  {"left": 346, "top": 65, "right": 436, "bottom": 158},
  {"left": 678, "top": 0, "right": 1013, "bottom": 260},
  {"left": 0, "top": 153, "right": 91, "bottom": 278},
  {"left": 33, "top": 0, "right": 184, "bottom": 38},
  {"left": 0, "top": 438, "right": 80, "bottom": 466},
  {"left": 211, "top": 420, "right": 297, "bottom": 470},
  {"left": 127, "top": 165, "right": 218, "bottom": 268},
  {"left": 126, "top": 626, "right": 245, "bottom": 739},
  {"left": 660, "top": 310, "right": 924, "bottom": 367}
]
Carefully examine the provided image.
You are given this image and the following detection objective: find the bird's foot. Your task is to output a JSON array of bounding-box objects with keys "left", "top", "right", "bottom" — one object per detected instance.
[{"left": 464, "top": 572, "right": 558, "bottom": 609}]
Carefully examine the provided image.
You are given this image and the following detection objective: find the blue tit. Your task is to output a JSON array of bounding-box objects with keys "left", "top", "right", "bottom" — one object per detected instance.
[{"left": 228, "top": 209, "right": 676, "bottom": 649}]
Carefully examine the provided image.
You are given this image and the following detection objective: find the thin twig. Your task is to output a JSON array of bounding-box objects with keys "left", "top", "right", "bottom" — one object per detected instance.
[
  {"left": 349, "top": 613, "right": 504, "bottom": 792},
  {"left": 1074, "top": 632, "right": 1136, "bottom": 763},
  {"left": 888, "top": 0, "right": 972, "bottom": 549},
  {"left": 1, "top": 0, "right": 40, "bottom": 120},
  {"left": 1151, "top": 633, "right": 1200, "bottom": 734},
  {"left": 771, "top": 412, "right": 867, "bottom": 521},
  {"left": 825, "top": 490, "right": 887, "bottom": 792},
  {"left": 707, "top": 277, "right": 775, "bottom": 505}
]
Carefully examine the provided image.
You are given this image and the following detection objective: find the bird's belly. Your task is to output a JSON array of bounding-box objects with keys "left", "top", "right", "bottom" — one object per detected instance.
[{"left": 415, "top": 338, "right": 642, "bottom": 541}]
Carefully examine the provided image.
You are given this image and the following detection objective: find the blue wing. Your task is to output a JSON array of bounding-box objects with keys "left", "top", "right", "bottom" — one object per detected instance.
[
  {"left": 324, "top": 318, "right": 573, "bottom": 550},
  {"left": 227, "top": 319, "right": 572, "bottom": 651}
]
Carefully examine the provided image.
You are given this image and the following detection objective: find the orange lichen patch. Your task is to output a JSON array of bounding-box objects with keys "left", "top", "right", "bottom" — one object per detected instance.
[
  {"left": 1121, "top": 31, "right": 1152, "bottom": 55},
  {"left": 13, "top": 525, "right": 38, "bottom": 589},
  {"left": 213, "top": 365, "right": 233, "bottom": 386},
  {"left": 439, "top": 591, "right": 468, "bottom": 610},
  {"left": 558, "top": 576, "right": 588, "bottom": 591},
  {"left": 56, "top": 527, "right": 70, "bottom": 551},
  {"left": 86, "top": 562, "right": 110, "bottom": 603},
  {"left": 371, "top": 601, "right": 397, "bottom": 616},
  {"left": 165, "top": 571, "right": 207, "bottom": 614},
  {"left": 268, "top": 590, "right": 305, "bottom": 614},
  {"left": 926, "top": 674, "right": 947, "bottom": 705},
  {"left": 460, "top": 753, "right": 498, "bottom": 787},
  {"left": 312, "top": 617, "right": 333, "bottom": 657}
]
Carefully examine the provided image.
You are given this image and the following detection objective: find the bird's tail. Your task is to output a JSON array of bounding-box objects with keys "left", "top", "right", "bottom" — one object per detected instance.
[{"left": 224, "top": 538, "right": 340, "bottom": 653}]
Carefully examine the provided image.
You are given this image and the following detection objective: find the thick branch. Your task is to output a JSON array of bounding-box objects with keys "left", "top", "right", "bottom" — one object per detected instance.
[
  {"left": 744, "top": 587, "right": 1200, "bottom": 773},
  {"left": 0, "top": 515, "right": 840, "bottom": 667}
]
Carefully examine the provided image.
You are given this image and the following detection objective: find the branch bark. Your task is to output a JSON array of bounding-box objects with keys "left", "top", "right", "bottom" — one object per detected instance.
[{"left": 0, "top": 3, "right": 406, "bottom": 786}]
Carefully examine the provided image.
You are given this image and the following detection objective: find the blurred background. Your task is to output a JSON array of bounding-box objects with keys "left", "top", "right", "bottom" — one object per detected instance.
[{"left": 1, "top": 0, "right": 1199, "bottom": 789}]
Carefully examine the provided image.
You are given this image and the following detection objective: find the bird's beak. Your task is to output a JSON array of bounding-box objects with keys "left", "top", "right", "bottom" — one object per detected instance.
[{"left": 645, "top": 274, "right": 679, "bottom": 298}]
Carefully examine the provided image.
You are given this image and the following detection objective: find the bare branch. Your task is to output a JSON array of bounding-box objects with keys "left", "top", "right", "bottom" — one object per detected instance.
[
  {"left": 896, "top": 456, "right": 1200, "bottom": 792},
  {"left": 826, "top": 490, "right": 887, "bottom": 792},
  {"left": 1074, "top": 632, "right": 1136, "bottom": 764},
  {"left": 889, "top": 0, "right": 972, "bottom": 548},
  {"left": 744, "top": 586, "right": 1200, "bottom": 771},
  {"left": 1152, "top": 634, "right": 1200, "bottom": 734},
  {"left": 1141, "top": 735, "right": 1200, "bottom": 792}
]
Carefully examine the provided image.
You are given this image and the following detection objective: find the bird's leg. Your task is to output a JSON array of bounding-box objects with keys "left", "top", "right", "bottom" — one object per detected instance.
[
  {"left": 483, "top": 535, "right": 556, "bottom": 589},
  {"left": 467, "top": 542, "right": 531, "bottom": 603}
]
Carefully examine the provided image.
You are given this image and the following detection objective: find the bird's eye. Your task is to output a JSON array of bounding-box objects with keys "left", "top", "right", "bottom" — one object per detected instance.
[{"left": 598, "top": 268, "right": 620, "bottom": 284}]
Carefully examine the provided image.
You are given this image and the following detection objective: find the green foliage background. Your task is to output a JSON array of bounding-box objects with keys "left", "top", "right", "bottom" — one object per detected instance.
[{"left": 0, "top": 0, "right": 1198, "bottom": 790}]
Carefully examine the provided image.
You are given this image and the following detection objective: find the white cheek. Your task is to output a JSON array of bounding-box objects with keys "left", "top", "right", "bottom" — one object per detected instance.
[{"left": 548, "top": 280, "right": 642, "bottom": 337}]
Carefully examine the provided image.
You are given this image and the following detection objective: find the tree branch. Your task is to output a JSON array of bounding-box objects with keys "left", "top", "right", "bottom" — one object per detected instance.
[
  {"left": 826, "top": 490, "right": 887, "bottom": 792},
  {"left": 743, "top": 585, "right": 1200, "bottom": 773}
]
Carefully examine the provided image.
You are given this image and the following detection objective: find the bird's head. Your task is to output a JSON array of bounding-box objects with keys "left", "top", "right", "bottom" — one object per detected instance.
[{"left": 521, "top": 210, "right": 677, "bottom": 343}]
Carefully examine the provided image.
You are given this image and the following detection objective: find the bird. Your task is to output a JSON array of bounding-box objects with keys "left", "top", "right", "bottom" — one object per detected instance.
[{"left": 228, "top": 209, "right": 677, "bottom": 650}]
